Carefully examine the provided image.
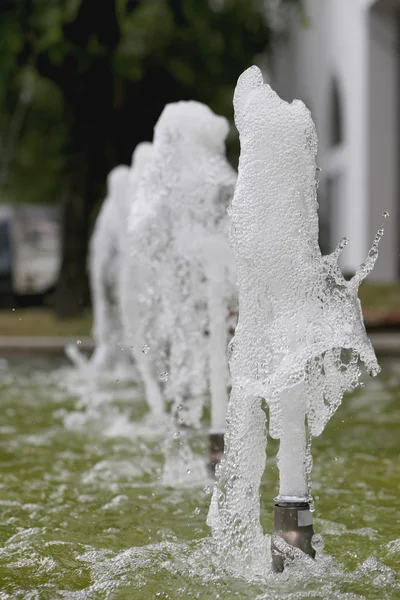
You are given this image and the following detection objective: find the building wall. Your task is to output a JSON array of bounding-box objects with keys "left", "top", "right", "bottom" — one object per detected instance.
[
  {"left": 273, "top": 0, "right": 399, "bottom": 280},
  {"left": 367, "top": 2, "right": 399, "bottom": 279}
]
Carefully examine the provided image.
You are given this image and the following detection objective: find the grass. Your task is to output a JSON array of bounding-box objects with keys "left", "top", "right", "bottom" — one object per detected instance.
[
  {"left": 0, "top": 282, "right": 399, "bottom": 337},
  {"left": 358, "top": 281, "right": 400, "bottom": 314},
  {"left": 0, "top": 308, "right": 92, "bottom": 337}
]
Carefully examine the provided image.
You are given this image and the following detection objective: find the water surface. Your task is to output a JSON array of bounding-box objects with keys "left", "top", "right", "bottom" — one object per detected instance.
[{"left": 0, "top": 357, "right": 399, "bottom": 598}]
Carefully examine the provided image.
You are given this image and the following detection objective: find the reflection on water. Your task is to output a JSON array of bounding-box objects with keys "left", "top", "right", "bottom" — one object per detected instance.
[{"left": 0, "top": 356, "right": 399, "bottom": 598}]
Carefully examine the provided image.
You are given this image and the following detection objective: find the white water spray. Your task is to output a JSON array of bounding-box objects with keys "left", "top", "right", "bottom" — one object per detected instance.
[
  {"left": 208, "top": 66, "right": 382, "bottom": 576},
  {"left": 128, "top": 101, "right": 236, "bottom": 431},
  {"left": 89, "top": 165, "right": 131, "bottom": 372}
]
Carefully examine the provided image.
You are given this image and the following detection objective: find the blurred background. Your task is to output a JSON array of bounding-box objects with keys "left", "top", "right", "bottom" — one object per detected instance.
[{"left": 0, "top": 0, "right": 398, "bottom": 339}]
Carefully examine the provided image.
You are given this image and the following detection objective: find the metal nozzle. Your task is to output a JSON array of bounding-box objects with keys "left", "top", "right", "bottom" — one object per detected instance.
[
  {"left": 271, "top": 500, "right": 315, "bottom": 572},
  {"left": 208, "top": 433, "right": 224, "bottom": 475}
]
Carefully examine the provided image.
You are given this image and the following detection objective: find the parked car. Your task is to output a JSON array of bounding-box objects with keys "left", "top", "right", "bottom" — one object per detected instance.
[
  {"left": 0, "top": 207, "right": 13, "bottom": 304},
  {"left": 0, "top": 204, "right": 60, "bottom": 306}
]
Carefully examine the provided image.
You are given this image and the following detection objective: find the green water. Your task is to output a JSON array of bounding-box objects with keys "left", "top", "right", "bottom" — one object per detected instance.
[{"left": 0, "top": 356, "right": 399, "bottom": 599}]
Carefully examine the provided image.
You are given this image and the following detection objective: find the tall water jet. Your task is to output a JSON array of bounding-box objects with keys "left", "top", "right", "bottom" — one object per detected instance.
[
  {"left": 129, "top": 101, "right": 236, "bottom": 435},
  {"left": 67, "top": 144, "right": 153, "bottom": 378},
  {"left": 207, "top": 66, "right": 382, "bottom": 577},
  {"left": 119, "top": 142, "right": 154, "bottom": 378},
  {"left": 88, "top": 164, "right": 131, "bottom": 372}
]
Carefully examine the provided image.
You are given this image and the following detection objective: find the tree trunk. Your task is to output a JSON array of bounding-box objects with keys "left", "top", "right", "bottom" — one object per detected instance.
[
  {"left": 54, "top": 89, "right": 112, "bottom": 317},
  {"left": 54, "top": 138, "right": 90, "bottom": 318},
  {"left": 52, "top": 0, "right": 120, "bottom": 317}
]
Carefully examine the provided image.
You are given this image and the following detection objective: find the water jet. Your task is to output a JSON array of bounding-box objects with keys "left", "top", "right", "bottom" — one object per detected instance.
[
  {"left": 208, "top": 65, "right": 382, "bottom": 577},
  {"left": 127, "top": 101, "right": 236, "bottom": 433}
]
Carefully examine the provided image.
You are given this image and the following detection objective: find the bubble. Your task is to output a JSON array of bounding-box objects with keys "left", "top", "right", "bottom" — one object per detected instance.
[{"left": 141, "top": 344, "right": 150, "bottom": 354}]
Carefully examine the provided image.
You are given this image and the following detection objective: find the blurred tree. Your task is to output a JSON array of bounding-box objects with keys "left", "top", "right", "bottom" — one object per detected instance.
[{"left": 0, "top": 0, "right": 301, "bottom": 316}]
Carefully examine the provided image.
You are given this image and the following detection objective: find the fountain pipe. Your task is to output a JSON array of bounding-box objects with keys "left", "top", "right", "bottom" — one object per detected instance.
[{"left": 271, "top": 498, "right": 315, "bottom": 572}]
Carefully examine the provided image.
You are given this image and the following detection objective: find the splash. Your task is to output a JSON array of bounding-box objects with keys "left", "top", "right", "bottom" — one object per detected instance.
[{"left": 207, "top": 66, "right": 382, "bottom": 577}]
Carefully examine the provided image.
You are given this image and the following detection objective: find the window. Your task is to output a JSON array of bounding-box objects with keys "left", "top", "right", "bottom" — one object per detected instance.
[{"left": 330, "top": 77, "right": 344, "bottom": 147}]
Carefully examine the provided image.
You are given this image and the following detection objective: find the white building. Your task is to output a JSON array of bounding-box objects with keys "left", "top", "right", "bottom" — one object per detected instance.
[{"left": 273, "top": 0, "right": 399, "bottom": 280}]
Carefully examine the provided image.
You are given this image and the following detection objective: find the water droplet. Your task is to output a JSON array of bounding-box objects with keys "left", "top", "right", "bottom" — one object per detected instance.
[
  {"left": 382, "top": 211, "right": 389, "bottom": 218},
  {"left": 116, "top": 379, "right": 120, "bottom": 384},
  {"left": 187, "top": 469, "right": 191, "bottom": 474},
  {"left": 194, "top": 507, "right": 201, "bottom": 515},
  {"left": 77, "top": 340, "right": 82, "bottom": 346},
  {"left": 177, "top": 404, "right": 183, "bottom": 411},
  {"left": 174, "top": 431, "right": 180, "bottom": 438},
  {"left": 158, "top": 371, "right": 169, "bottom": 382},
  {"left": 12, "top": 308, "right": 15, "bottom": 312},
  {"left": 316, "top": 166, "right": 322, "bottom": 172},
  {"left": 311, "top": 533, "right": 325, "bottom": 552},
  {"left": 141, "top": 344, "right": 150, "bottom": 354},
  {"left": 203, "top": 485, "right": 211, "bottom": 494}
]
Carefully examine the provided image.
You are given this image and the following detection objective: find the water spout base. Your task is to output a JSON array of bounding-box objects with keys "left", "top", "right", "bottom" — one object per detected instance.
[
  {"left": 208, "top": 433, "right": 224, "bottom": 475},
  {"left": 271, "top": 500, "right": 315, "bottom": 572}
]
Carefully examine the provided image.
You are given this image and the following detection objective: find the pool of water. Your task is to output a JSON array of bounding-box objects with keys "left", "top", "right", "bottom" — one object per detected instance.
[{"left": 0, "top": 356, "right": 399, "bottom": 599}]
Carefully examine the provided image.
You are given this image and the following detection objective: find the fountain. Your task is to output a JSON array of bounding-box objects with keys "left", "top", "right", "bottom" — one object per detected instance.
[
  {"left": 66, "top": 143, "right": 152, "bottom": 378},
  {"left": 118, "top": 141, "right": 153, "bottom": 374},
  {"left": 208, "top": 66, "right": 383, "bottom": 575},
  {"left": 3, "top": 81, "right": 400, "bottom": 600},
  {"left": 127, "top": 102, "right": 237, "bottom": 460}
]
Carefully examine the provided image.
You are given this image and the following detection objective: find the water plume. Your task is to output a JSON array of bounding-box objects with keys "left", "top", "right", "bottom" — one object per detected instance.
[{"left": 208, "top": 66, "right": 382, "bottom": 577}]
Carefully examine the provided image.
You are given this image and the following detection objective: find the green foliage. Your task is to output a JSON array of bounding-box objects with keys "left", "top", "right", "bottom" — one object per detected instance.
[
  {"left": 116, "top": 0, "right": 174, "bottom": 80},
  {"left": 2, "top": 72, "right": 66, "bottom": 205},
  {"left": 0, "top": 0, "right": 300, "bottom": 207}
]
